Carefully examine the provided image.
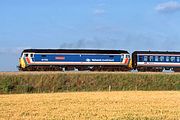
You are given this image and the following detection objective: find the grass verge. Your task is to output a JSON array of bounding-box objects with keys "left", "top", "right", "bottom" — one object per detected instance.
[{"left": 0, "top": 72, "right": 180, "bottom": 93}]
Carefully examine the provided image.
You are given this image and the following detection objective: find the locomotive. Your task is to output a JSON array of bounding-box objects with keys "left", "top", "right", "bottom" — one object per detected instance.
[
  {"left": 18, "top": 49, "right": 131, "bottom": 71},
  {"left": 18, "top": 49, "right": 180, "bottom": 72}
]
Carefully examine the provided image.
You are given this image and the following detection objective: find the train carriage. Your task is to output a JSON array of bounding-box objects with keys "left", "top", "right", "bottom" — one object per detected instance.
[
  {"left": 132, "top": 51, "right": 180, "bottom": 72},
  {"left": 19, "top": 49, "right": 131, "bottom": 71}
]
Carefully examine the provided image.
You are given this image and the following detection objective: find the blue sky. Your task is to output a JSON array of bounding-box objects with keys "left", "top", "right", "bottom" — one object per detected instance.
[{"left": 1, "top": 0, "right": 180, "bottom": 71}]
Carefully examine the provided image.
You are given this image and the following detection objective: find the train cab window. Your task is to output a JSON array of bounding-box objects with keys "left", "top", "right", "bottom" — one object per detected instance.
[
  {"left": 170, "top": 57, "right": 175, "bottom": 62},
  {"left": 24, "top": 54, "right": 28, "bottom": 57},
  {"left": 126, "top": 55, "right": 130, "bottom": 58},
  {"left": 155, "top": 56, "right": 158, "bottom": 62},
  {"left": 177, "top": 57, "right": 180, "bottom": 62},
  {"left": 30, "top": 54, "right": 34, "bottom": 58},
  {"left": 144, "top": 56, "right": 148, "bottom": 62}
]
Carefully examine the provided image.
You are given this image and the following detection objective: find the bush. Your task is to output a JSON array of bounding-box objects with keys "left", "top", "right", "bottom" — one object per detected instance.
[
  {"left": 15, "top": 85, "right": 34, "bottom": 93},
  {"left": 0, "top": 77, "right": 14, "bottom": 93},
  {"left": 0, "top": 72, "right": 180, "bottom": 94}
]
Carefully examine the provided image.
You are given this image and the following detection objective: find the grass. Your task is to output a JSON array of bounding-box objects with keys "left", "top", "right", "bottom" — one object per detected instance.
[
  {"left": 0, "top": 91, "right": 179, "bottom": 120},
  {"left": 0, "top": 72, "right": 180, "bottom": 93}
]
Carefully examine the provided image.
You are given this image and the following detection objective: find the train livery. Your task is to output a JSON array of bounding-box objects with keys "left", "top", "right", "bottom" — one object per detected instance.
[
  {"left": 18, "top": 49, "right": 180, "bottom": 72},
  {"left": 132, "top": 51, "right": 180, "bottom": 72},
  {"left": 18, "top": 49, "right": 131, "bottom": 71}
]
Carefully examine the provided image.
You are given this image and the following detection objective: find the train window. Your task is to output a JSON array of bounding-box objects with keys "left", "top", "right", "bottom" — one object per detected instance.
[
  {"left": 177, "top": 57, "right": 180, "bottom": 62},
  {"left": 41, "top": 55, "right": 47, "bottom": 57},
  {"left": 170, "top": 57, "right": 175, "bottom": 62},
  {"left": 30, "top": 54, "right": 34, "bottom": 58},
  {"left": 25, "top": 54, "right": 28, "bottom": 57},
  {"left": 159, "top": 56, "right": 164, "bottom": 62},
  {"left": 158, "top": 56, "right": 161, "bottom": 61},
  {"left": 166, "top": 56, "right": 169, "bottom": 62},
  {"left": 149, "top": 56, "right": 153, "bottom": 62},
  {"left": 155, "top": 56, "right": 158, "bottom": 62},
  {"left": 139, "top": 56, "right": 143, "bottom": 62},
  {"left": 126, "top": 55, "right": 130, "bottom": 58},
  {"left": 144, "top": 56, "right": 148, "bottom": 62},
  {"left": 147, "top": 56, "right": 150, "bottom": 62}
]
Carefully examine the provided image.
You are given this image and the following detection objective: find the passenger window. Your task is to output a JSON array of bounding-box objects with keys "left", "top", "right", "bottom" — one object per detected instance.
[
  {"left": 149, "top": 56, "right": 153, "bottom": 62},
  {"left": 177, "top": 57, "right": 180, "bottom": 62},
  {"left": 159, "top": 56, "right": 164, "bottom": 62},
  {"left": 139, "top": 56, "right": 143, "bottom": 62},
  {"left": 166, "top": 56, "right": 169, "bottom": 62},
  {"left": 155, "top": 56, "right": 158, "bottom": 62},
  {"left": 144, "top": 56, "right": 148, "bottom": 62},
  {"left": 170, "top": 57, "right": 175, "bottom": 62},
  {"left": 147, "top": 56, "right": 150, "bottom": 62}
]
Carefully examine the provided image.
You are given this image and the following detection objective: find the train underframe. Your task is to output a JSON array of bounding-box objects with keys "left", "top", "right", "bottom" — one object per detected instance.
[
  {"left": 136, "top": 66, "right": 180, "bottom": 72},
  {"left": 19, "top": 65, "right": 130, "bottom": 71}
]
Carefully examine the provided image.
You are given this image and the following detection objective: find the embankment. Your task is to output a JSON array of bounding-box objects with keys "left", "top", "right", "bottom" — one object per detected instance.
[{"left": 0, "top": 72, "right": 180, "bottom": 93}]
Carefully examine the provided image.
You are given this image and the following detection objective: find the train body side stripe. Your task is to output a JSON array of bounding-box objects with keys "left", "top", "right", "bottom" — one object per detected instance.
[
  {"left": 23, "top": 58, "right": 28, "bottom": 66},
  {"left": 26, "top": 58, "right": 31, "bottom": 64}
]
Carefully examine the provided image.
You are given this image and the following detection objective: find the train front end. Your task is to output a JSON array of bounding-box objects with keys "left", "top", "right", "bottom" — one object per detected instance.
[{"left": 18, "top": 50, "right": 34, "bottom": 71}]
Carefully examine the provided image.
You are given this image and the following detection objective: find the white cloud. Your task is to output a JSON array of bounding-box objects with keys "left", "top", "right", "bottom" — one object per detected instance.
[
  {"left": 155, "top": 1, "right": 180, "bottom": 13},
  {"left": 93, "top": 9, "right": 106, "bottom": 16}
]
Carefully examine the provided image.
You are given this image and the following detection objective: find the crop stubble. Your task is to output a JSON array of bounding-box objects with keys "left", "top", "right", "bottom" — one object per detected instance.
[{"left": 0, "top": 91, "right": 180, "bottom": 120}]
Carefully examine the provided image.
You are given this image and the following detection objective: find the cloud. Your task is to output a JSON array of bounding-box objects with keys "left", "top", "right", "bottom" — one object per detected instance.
[
  {"left": 155, "top": 1, "right": 180, "bottom": 13},
  {"left": 93, "top": 9, "right": 106, "bottom": 16},
  {"left": 59, "top": 31, "right": 180, "bottom": 53}
]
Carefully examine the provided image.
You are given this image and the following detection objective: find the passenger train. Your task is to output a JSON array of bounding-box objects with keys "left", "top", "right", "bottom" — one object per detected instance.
[{"left": 18, "top": 49, "right": 180, "bottom": 72}]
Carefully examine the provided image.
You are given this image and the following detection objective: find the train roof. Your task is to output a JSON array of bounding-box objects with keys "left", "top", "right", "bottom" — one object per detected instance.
[
  {"left": 23, "top": 49, "right": 129, "bottom": 54},
  {"left": 133, "top": 51, "right": 180, "bottom": 54}
]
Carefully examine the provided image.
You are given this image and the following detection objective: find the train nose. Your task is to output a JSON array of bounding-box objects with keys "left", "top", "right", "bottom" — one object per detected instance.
[{"left": 19, "top": 58, "right": 26, "bottom": 69}]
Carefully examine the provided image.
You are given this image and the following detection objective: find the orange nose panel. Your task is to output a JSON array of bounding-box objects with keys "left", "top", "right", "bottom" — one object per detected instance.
[
  {"left": 26, "top": 57, "right": 31, "bottom": 64},
  {"left": 124, "top": 58, "right": 129, "bottom": 64}
]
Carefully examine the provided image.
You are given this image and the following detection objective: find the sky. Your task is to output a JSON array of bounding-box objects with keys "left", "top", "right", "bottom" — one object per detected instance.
[{"left": 1, "top": 0, "right": 180, "bottom": 71}]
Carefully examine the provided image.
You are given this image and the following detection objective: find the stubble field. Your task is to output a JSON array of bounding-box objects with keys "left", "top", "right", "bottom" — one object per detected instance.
[{"left": 0, "top": 91, "right": 180, "bottom": 120}]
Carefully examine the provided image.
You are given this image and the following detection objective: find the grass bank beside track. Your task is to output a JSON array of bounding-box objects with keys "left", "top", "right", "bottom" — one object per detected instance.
[{"left": 0, "top": 72, "right": 180, "bottom": 94}]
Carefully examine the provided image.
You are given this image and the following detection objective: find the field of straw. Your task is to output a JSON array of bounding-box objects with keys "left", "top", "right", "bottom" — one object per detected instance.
[{"left": 0, "top": 91, "right": 180, "bottom": 120}]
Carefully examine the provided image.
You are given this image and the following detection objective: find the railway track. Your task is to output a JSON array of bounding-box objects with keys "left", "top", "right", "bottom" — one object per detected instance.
[{"left": 0, "top": 71, "right": 178, "bottom": 75}]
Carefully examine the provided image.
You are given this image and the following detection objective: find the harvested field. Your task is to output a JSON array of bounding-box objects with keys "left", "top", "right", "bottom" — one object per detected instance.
[{"left": 0, "top": 91, "right": 180, "bottom": 120}]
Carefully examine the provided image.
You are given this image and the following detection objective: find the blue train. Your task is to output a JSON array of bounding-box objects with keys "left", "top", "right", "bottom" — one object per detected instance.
[
  {"left": 132, "top": 51, "right": 180, "bottom": 72},
  {"left": 18, "top": 49, "right": 180, "bottom": 72},
  {"left": 19, "top": 49, "right": 131, "bottom": 71}
]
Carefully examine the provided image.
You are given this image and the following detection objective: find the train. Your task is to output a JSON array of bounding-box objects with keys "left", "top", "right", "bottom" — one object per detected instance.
[{"left": 18, "top": 49, "right": 180, "bottom": 72}]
